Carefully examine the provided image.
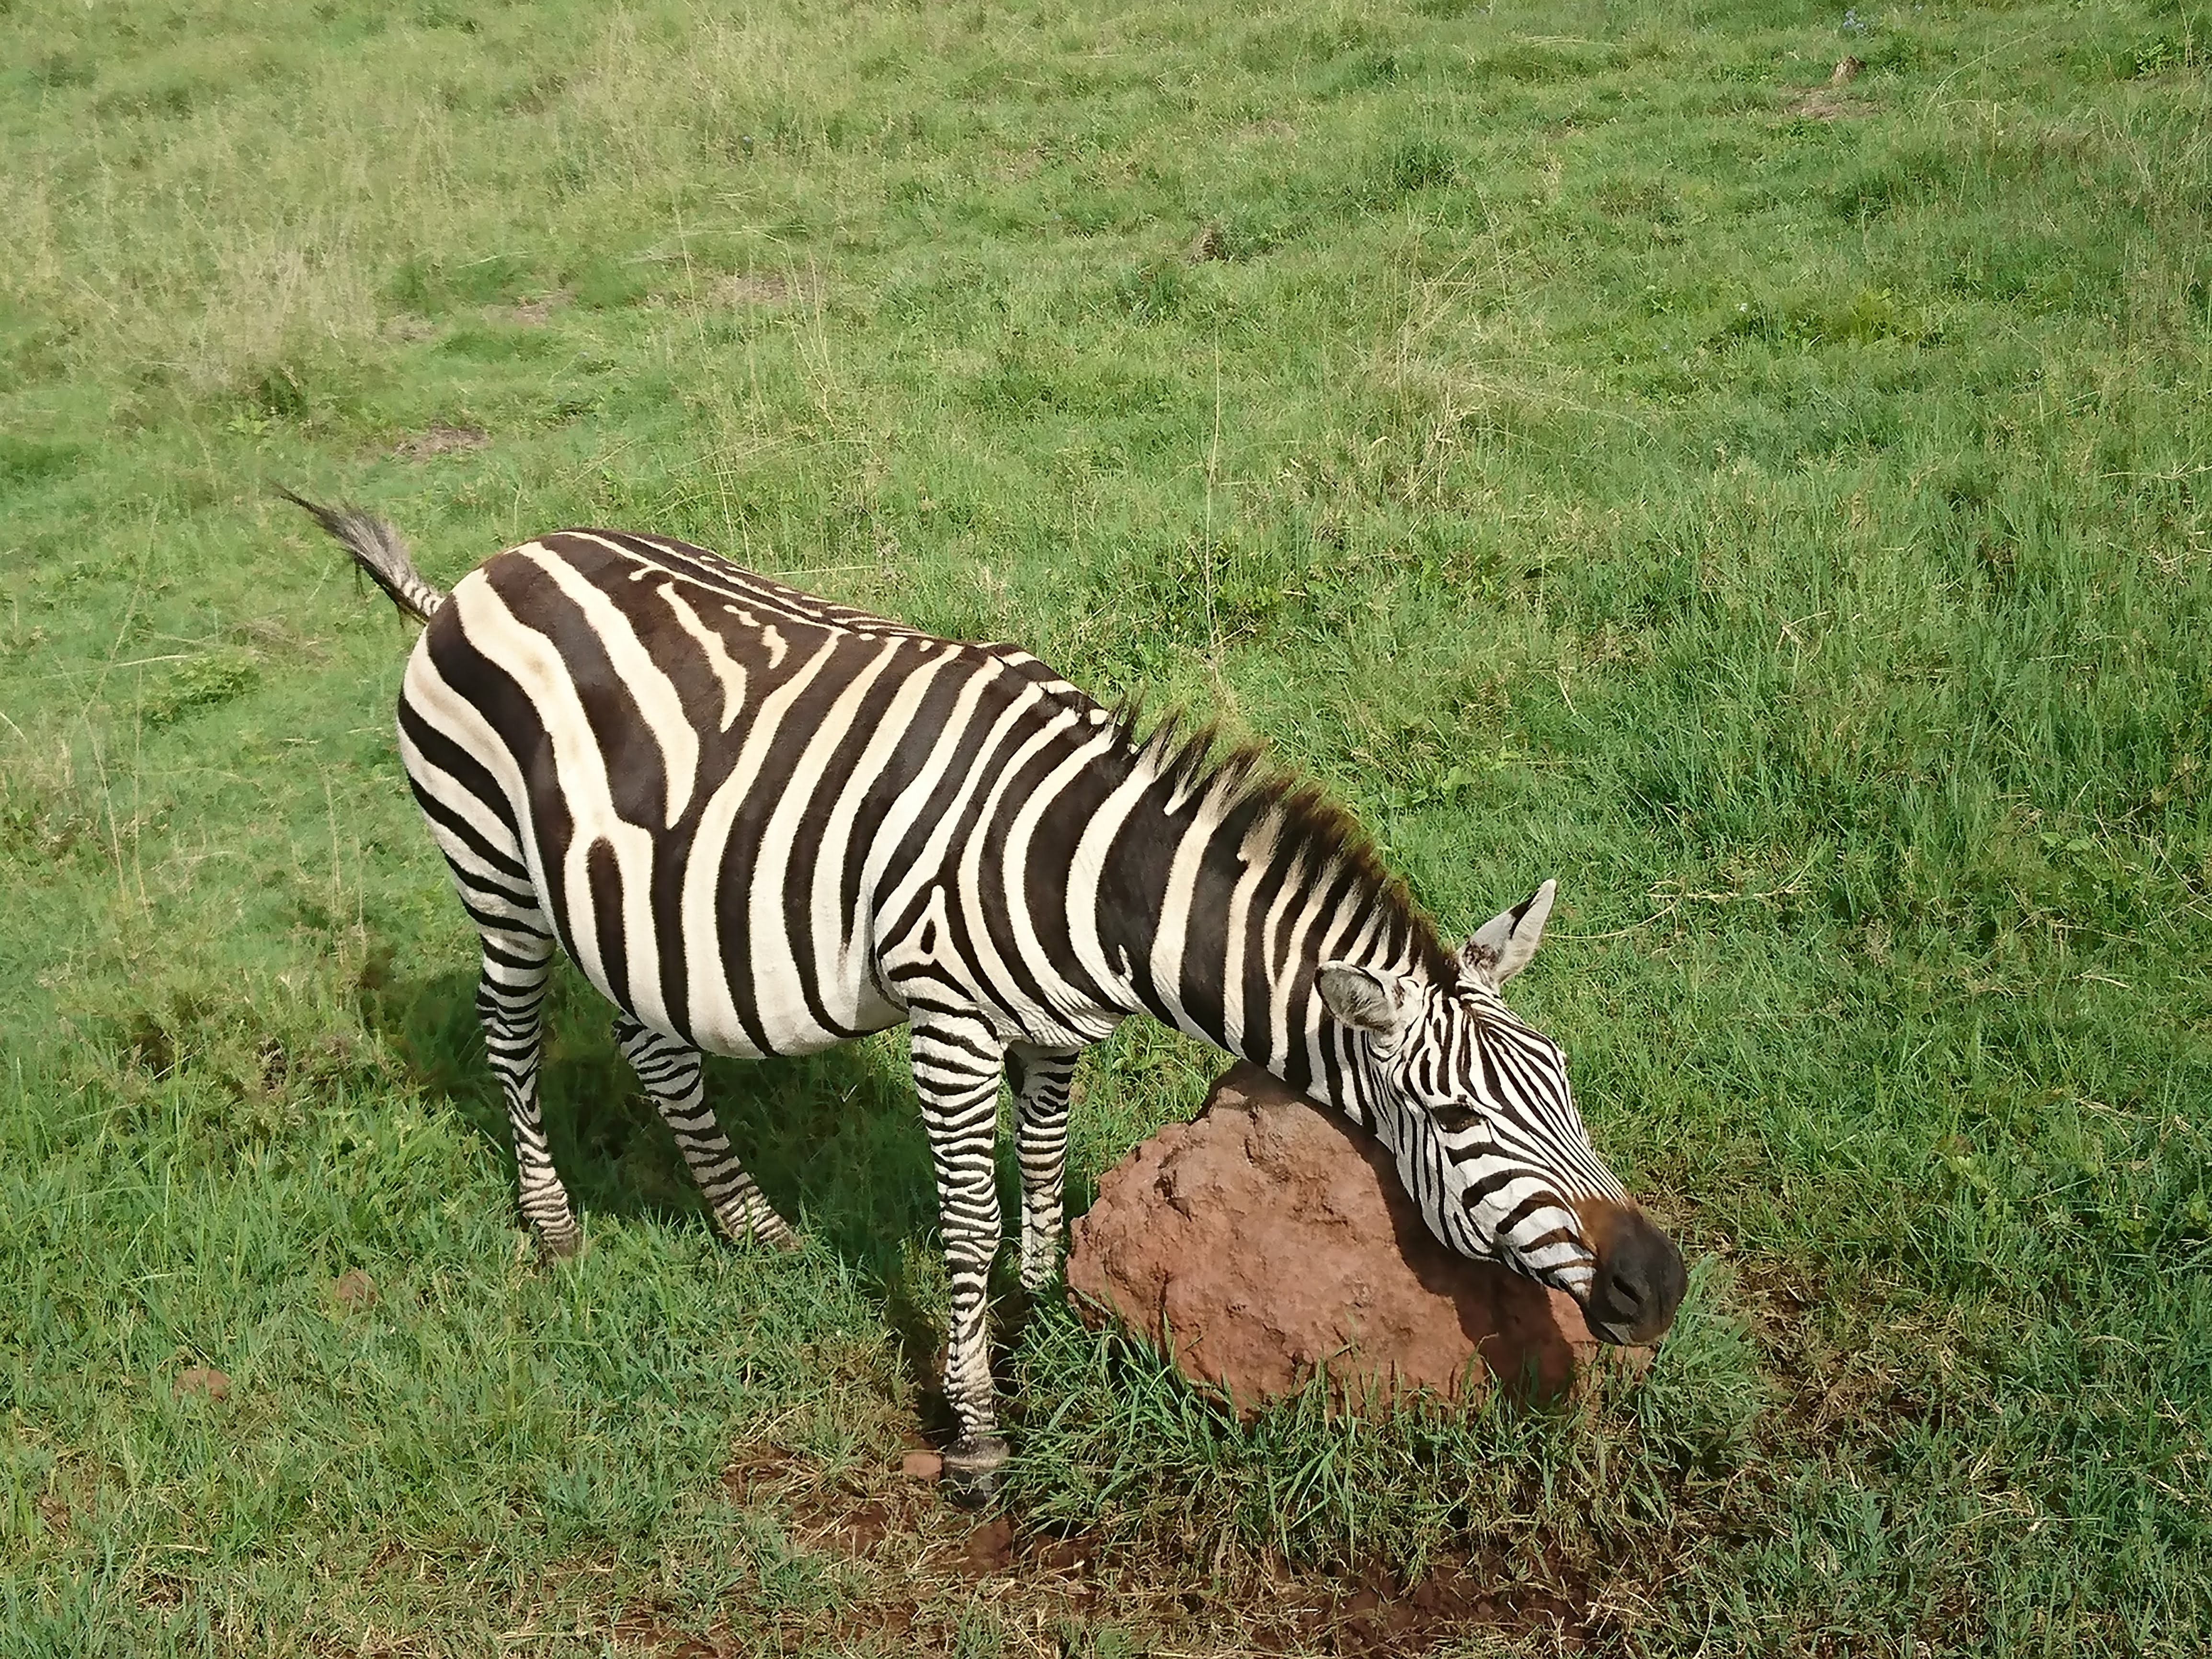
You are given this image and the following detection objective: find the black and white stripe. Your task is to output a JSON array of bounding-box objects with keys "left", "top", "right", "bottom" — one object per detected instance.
[{"left": 293, "top": 502, "right": 1678, "bottom": 1487}]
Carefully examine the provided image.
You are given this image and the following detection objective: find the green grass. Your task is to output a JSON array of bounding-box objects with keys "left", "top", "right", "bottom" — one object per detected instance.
[{"left": 4, "top": 0, "right": 2210, "bottom": 1651}]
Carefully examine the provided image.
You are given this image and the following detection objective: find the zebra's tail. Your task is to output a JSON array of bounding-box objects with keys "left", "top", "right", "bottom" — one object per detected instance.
[{"left": 278, "top": 487, "right": 447, "bottom": 625}]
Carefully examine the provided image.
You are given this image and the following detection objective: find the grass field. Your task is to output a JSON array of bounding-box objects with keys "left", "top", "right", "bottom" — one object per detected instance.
[{"left": 4, "top": 0, "right": 2210, "bottom": 1651}]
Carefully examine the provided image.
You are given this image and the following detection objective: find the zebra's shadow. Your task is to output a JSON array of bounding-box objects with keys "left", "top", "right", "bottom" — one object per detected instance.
[{"left": 357, "top": 947, "right": 1034, "bottom": 1435}]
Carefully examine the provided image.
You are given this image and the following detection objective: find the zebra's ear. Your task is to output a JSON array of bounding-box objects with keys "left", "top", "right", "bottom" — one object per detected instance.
[
  {"left": 1316, "top": 963, "right": 1408, "bottom": 1037},
  {"left": 1462, "top": 878, "right": 1557, "bottom": 987}
]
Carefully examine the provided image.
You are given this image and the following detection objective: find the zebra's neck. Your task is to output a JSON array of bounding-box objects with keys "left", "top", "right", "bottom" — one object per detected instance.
[{"left": 1072, "top": 723, "right": 1452, "bottom": 1128}]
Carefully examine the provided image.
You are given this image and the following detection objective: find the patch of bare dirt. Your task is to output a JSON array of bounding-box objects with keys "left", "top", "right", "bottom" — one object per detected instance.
[
  {"left": 686, "top": 1430, "right": 1613, "bottom": 1655},
  {"left": 608, "top": 1610, "right": 726, "bottom": 1659},
  {"left": 1252, "top": 1550, "right": 1595, "bottom": 1657},
  {"left": 500, "top": 290, "right": 572, "bottom": 326},
  {"left": 958, "top": 1514, "right": 1014, "bottom": 1576},
  {"left": 390, "top": 424, "right": 489, "bottom": 461},
  {"left": 716, "top": 1440, "right": 794, "bottom": 1504},
  {"left": 1788, "top": 56, "right": 1870, "bottom": 120},
  {"left": 332, "top": 1267, "right": 376, "bottom": 1311},
  {"left": 173, "top": 1365, "right": 230, "bottom": 1402},
  {"left": 707, "top": 271, "right": 799, "bottom": 309}
]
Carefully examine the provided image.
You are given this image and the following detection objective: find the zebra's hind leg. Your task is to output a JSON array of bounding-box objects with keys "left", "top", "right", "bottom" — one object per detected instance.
[
  {"left": 476, "top": 930, "right": 581, "bottom": 1257},
  {"left": 1010, "top": 1043, "right": 1083, "bottom": 1294},
  {"left": 612, "top": 1016, "right": 796, "bottom": 1249},
  {"left": 907, "top": 1007, "right": 1012, "bottom": 1504}
]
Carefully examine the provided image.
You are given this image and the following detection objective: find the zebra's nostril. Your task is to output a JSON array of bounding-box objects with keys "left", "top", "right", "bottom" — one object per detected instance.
[{"left": 1608, "top": 1270, "right": 1645, "bottom": 1312}]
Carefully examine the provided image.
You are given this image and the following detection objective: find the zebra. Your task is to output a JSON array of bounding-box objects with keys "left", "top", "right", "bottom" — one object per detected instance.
[{"left": 285, "top": 492, "right": 1687, "bottom": 1497}]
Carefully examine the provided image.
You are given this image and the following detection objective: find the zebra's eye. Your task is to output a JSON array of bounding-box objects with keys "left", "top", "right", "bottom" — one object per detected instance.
[{"left": 1428, "top": 1102, "right": 1482, "bottom": 1136}]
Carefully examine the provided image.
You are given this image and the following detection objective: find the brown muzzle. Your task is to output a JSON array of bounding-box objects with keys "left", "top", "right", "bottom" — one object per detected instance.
[{"left": 1573, "top": 1201, "right": 1687, "bottom": 1345}]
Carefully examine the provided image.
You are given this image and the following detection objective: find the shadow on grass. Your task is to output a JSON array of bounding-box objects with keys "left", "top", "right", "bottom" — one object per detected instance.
[{"left": 358, "top": 943, "right": 989, "bottom": 1436}]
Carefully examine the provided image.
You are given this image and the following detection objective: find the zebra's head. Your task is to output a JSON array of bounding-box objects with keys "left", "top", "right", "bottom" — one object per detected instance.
[{"left": 1315, "top": 879, "right": 1685, "bottom": 1346}]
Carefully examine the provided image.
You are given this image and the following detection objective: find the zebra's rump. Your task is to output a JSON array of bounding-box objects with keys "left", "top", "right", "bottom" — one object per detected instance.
[{"left": 393, "top": 528, "right": 1111, "bottom": 1061}]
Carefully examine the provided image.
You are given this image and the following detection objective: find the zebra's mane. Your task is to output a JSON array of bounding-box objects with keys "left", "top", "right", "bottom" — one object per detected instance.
[{"left": 1113, "top": 705, "right": 1461, "bottom": 987}]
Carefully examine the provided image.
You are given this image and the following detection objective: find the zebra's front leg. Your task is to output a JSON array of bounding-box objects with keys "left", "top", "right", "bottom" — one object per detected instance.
[
  {"left": 908, "top": 1009, "right": 1011, "bottom": 1502},
  {"left": 612, "top": 1016, "right": 796, "bottom": 1250},
  {"left": 476, "top": 931, "right": 580, "bottom": 1257},
  {"left": 1010, "top": 1043, "right": 1083, "bottom": 1294}
]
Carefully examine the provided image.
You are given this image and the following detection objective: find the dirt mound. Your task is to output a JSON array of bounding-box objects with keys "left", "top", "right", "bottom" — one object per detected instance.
[{"left": 1068, "top": 1063, "right": 1618, "bottom": 1411}]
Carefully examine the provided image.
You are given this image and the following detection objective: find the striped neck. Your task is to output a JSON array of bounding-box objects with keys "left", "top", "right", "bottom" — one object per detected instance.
[{"left": 1075, "top": 721, "right": 1454, "bottom": 1124}]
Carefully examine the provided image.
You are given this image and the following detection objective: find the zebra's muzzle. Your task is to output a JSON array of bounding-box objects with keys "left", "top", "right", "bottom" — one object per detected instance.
[{"left": 1575, "top": 1200, "right": 1687, "bottom": 1345}]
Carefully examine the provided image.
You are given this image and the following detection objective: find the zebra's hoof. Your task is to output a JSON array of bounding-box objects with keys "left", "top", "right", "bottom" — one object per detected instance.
[
  {"left": 720, "top": 1217, "right": 802, "bottom": 1252},
  {"left": 536, "top": 1226, "right": 584, "bottom": 1261},
  {"left": 940, "top": 1434, "right": 1010, "bottom": 1508}
]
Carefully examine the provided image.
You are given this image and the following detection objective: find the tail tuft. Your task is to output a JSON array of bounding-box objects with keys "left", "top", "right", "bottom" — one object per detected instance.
[{"left": 278, "top": 487, "right": 447, "bottom": 625}]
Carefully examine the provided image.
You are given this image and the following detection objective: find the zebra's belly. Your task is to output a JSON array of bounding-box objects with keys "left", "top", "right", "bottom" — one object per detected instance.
[
  {"left": 547, "top": 797, "right": 909, "bottom": 1058},
  {"left": 677, "top": 955, "right": 909, "bottom": 1060}
]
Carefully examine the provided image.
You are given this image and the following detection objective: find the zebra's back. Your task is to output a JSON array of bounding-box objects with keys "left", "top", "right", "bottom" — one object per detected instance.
[{"left": 394, "top": 527, "right": 1116, "bottom": 1060}]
